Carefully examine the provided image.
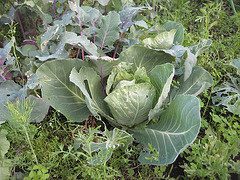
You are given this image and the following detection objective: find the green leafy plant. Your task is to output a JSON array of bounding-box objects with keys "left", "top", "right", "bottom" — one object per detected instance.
[
  {"left": 36, "top": 18, "right": 213, "bottom": 165},
  {"left": 0, "top": 96, "right": 49, "bottom": 179},
  {"left": 53, "top": 125, "right": 131, "bottom": 179},
  {"left": 3, "top": 98, "right": 39, "bottom": 164},
  {"left": 183, "top": 127, "right": 240, "bottom": 179},
  {"left": 74, "top": 126, "right": 133, "bottom": 165},
  {"left": 212, "top": 58, "right": 240, "bottom": 115},
  {"left": 0, "top": 0, "right": 239, "bottom": 179},
  {"left": 0, "top": 1, "right": 222, "bottom": 177},
  {"left": 195, "top": 1, "right": 222, "bottom": 38},
  {"left": 24, "top": 164, "right": 50, "bottom": 180}
]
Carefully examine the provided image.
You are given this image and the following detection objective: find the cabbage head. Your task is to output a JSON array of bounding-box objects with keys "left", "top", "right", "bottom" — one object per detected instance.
[{"left": 104, "top": 62, "right": 158, "bottom": 128}]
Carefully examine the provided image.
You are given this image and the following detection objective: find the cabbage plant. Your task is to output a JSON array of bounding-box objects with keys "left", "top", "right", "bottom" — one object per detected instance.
[
  {"left": 37, "top": 54, "right": 213, "bottom": 165},
  {"left": 35, "top": 14, "right": 214, "bottom": 165},
  {"left": 0, "top": 0, "right": 215, "bottom": 167}
]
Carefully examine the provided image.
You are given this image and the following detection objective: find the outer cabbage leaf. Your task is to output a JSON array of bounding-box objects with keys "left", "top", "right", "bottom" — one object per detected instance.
[
  {"left": 164, "top": 21, "right": 184, "bottom": 44},
  {"left": 183, "top": 49, "right": 197, "bottom": 81},
  {"left": 97, "top": 0, "right": 110, "bottom": 6},
  {"left": 37, "top": 31, "right": 99, "bottom": 61},
  {"left": 184, "top": 39, "right": 212, "bottom": 80},
  {"left": 74, "top": 127, "right": 133, "bottom": 165},
  {"left": 0, "top": 80, "right": 25, "bottom": 104},
  {"left": 189, "top": 39, "right": 212, "bottom": 57},
  {"left": 119, "top": 44, "right": 174, "bottom": 73},
  {"left": 119, "top": 7, "right": 151, "bottom": 32},
  {"left": 0, "top": 158, "right": 11, "bottom": 180},
  {"left": 105, "top": 128, "right": 133, "bottom": 152},
  {"left": 142, "top": 29, "right": 176, "bottom": 49},
  {"left": 69, "top": 0, "right": 90, "bottom": 23},
  {"left": 161, "top": 45, "right": 187, "bottom": 58},
  {"left": 40, "top": 24, "right": 60, "bottom": 53},
  {"left": 2, "top": 95, "right": 50, "bottom": 125},
  {"left": 148, "top": 63, "right": 175, "bottom": 120},
  {"left": 104, "top": 83, "right": 156, "bottom": 127},
  {"left": 85, "top": 55, "right": 119, "bottom": 78},
  {"left": 24, "top": 0, "right": 52, "bottom": 24},
  {"left": 27, "top": 96, "right": 50, "bottom": 123},
  {"left": 36, "top": 59, "right": 91, "bottom": 122},
  {"left": 0, "top": 130, "right": 11, "bottom": 180},
  {"left": 0, "top": 37, "right": 14, "bottom": 63},
  {"left": 174, "top": 66, "right": 213, "bottom": 97},
  {"left": 69, "top": 67, "right": 109, "bottom": 117},
  {"left": 25, "top": 71, "right": 39, "bottom": 89},
  {"left": 133, "top": 95, "right": 201, "bottom": 165},
  {"left": 89, "top": 128, "right": 133, "bottom": 165}
]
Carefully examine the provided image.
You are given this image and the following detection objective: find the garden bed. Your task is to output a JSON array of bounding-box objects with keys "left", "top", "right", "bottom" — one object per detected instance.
[{"left": 0, "top": 0, "right": 239, "bottom": 179}]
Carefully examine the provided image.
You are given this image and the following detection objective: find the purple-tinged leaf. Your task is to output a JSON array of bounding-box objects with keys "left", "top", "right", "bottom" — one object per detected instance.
[
  {"left": 119, "top": 7, "right": 151, "bottom": 32},
  {"left": 22, "top": 40, "right": 39, "bottom": 49},
  {"left": 69, "top": 0, "right": 90, "bottom": 23},
  {"left": 0, "top": 38, "right": 14, "bottom": 84},
  {"left": 95, "top": 11, "right": 121, "bottom": 51},
  {"left": 23, "top": 1, "right": 52, "bottom": 24},
  {"left": 37, "top": 31, "right": 99, "bottom": 61},
  {"left": 0, "top": 67, "right": 12, "bottom": 83}
]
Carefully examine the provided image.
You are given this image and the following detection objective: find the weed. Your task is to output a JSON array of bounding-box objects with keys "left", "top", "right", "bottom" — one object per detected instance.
[
  {"left": 24, "top": 164, "right": 50, "bottom": 180},
  {"left": 195, "top": 2, "right": 222, "bottom": 38},
  {"left": 4, "top": 99, "right": 38, "bottom": 164},
  {"left": 183, "top": 127, "right": 239, "bottom": 179}
]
